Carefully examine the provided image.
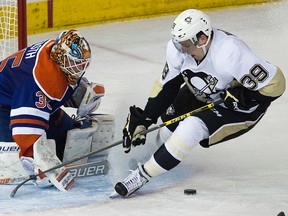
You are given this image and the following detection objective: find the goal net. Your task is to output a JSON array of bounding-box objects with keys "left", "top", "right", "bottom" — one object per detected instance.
[{"left": 0, "top": 0, "right": 27, "bottom": 60}]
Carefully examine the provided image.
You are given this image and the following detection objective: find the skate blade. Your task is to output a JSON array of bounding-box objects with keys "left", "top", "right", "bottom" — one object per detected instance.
[{"left": 109, "top": 191, "right": 120, "bottom": 199}]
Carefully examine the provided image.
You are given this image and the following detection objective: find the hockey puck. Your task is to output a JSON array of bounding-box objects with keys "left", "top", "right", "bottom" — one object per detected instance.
[
  {"left": 277, "top": 212, "right": 285, "bottom": 216},
  {"left": 184, "top": 189, "right": 197, "bottom": 195}
]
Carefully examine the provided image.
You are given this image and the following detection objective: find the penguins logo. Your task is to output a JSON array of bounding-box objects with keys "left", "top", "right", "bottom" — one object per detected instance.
[{"left": 182, "top": 69, "right": 218, "bottom": 102}]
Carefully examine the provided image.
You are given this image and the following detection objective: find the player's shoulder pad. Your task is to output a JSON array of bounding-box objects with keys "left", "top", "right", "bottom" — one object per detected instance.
[{"left": 33, "top": 40, "right": 70, "bottom": 101}]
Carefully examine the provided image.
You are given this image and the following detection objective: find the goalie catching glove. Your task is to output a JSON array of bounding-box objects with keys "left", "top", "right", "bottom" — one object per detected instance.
[
  {"left": 123, "top": 106, "right": 153, "bottom": 153},
  {"left": 64, "top": 77, "right": 105, "bottom": 117}
]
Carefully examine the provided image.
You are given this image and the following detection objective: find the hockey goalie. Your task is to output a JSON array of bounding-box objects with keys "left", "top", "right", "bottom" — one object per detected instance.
[{"left": 0, "top": 30, "right": 114, "bottom": 191}]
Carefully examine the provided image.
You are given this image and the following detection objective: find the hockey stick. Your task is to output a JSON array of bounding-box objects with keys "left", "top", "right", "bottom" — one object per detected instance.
[
  {"left": 10, "top": 98, "right": 222, "bottom": 197},
  {"left": 142, "top": 99, "right": 223, "bottom": 134},
  {"left": 0, "top": 177, "right": 29, "bottom": 185}
]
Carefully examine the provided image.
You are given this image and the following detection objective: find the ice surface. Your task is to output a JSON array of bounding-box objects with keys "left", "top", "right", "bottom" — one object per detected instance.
[{"left": 1, "top": 2, "right": 288, "bottom": 216}]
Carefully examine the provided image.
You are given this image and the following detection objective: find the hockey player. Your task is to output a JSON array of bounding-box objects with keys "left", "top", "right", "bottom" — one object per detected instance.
[
  {"left": 0, "top": 29, "right": 105, "bottom": 189},
  {"left": 114, "top": 9, "right": 286, "bottom": 197}
]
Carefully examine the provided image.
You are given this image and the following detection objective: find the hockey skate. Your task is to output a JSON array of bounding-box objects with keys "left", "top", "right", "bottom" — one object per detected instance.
[{"left": 114, "top": 163, "right": 151, "bottom": 197}]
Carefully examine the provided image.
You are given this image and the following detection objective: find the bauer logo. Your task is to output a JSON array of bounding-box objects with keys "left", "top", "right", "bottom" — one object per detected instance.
[
  {"left": 66, "top": 160, "right": 109, "bottom": 178},
  {"left": 0, "top": 145, "right": 20, "bottom": 152}
]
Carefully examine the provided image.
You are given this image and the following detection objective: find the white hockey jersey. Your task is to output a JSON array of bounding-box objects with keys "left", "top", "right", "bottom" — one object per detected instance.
[
  {"left": 160, "top": 28, "right": 282, "bottom": 103},
  {"left": 143, "top": 28, "right": 285, "bottom": 121}
]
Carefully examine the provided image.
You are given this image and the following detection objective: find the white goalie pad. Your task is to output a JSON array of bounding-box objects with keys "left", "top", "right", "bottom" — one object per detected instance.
[
  {"left": 0, "top": 114, "right": 114, "bottom": 185},
  {"left": 63, "top": 114, "right": 115, "bottom": 163},
  {"left": 0, "top": 142, "right": 27, "bottom": 184},
  {"left": 0, "top": 138, "right": 57, "bottom": 185},
  {"left": 62, "top": 124, "right": 95, "bottom": 164},
  {"left": 90, "top": 114, "right": 115, "bottom": 158},
  {"left": 33, "top": 133, "right": 74, "bottom": 192}
]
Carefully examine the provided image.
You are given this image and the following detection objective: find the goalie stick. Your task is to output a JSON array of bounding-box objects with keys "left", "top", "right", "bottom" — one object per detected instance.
[
  {"left": 66, "top": 160, "right": 109, "bottom": 178},
  {"left": 1, "top": 160, "right": 109, "bottom": 185},
  {"left": 10, "top": 99, "right": 222, "bottom": 197}
]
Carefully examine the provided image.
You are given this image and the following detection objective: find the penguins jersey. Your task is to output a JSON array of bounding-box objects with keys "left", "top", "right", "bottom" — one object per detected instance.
[
  {"left": 0, "top": 40, "right": 75, "bottom": 157},
  {"left": 144, "top": 28, "right": 285, "bottom": 119}
]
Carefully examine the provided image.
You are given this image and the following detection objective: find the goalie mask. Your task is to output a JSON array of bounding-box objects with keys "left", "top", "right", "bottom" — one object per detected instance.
[{"left": 50, "top": 29, "right": 91, "bottom": 84}]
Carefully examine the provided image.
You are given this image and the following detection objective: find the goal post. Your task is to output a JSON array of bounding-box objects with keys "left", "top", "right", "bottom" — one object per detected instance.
[
  {"left": 17, "top": 0, "right": 27, "bottom": 51},
  {"left": 0, "top": 0, "right": 27, "bottom": 60}
]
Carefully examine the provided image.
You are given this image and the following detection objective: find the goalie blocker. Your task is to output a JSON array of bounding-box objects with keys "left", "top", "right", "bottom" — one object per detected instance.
[{"left": 0, "top": 114, "right": 114, "bottom": 186}]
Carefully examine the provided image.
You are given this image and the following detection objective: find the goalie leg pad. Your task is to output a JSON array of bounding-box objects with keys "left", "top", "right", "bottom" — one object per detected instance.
[
  {"left": 0, "top": 139, "right": 57, "bottom": 184},
  {"left": 63, "top": 114, "right": 115, "bottom": 163},
  {"left": 89, "top": 114, "right": 115, "bottom": 159},
  {"left": 33, "top": 133, "right": 74, "bottom": 191},
  {"left": 62, "top": 125, "right": 97, "bottom": 164},
  {"left": 0, "top": 142, "right": 27, "bottom": 183}
]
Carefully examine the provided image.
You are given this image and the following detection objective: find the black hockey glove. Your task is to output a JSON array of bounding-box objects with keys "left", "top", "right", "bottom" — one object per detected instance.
[
  {"left": 123, "top": 106, "right": 153, "bottom": 153},
  {"left": 220, "top": 87, "right": 257, "bottom": 111}
]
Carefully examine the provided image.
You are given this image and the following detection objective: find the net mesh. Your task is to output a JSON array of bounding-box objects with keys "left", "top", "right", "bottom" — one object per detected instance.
[{"left": 0, "top": 0, "right": 18, "bottom": 60}]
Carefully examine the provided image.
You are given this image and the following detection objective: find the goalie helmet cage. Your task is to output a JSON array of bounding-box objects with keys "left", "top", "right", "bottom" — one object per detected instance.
[{"left": 0, "top": 0, "right": 27, "bottom": 60}]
